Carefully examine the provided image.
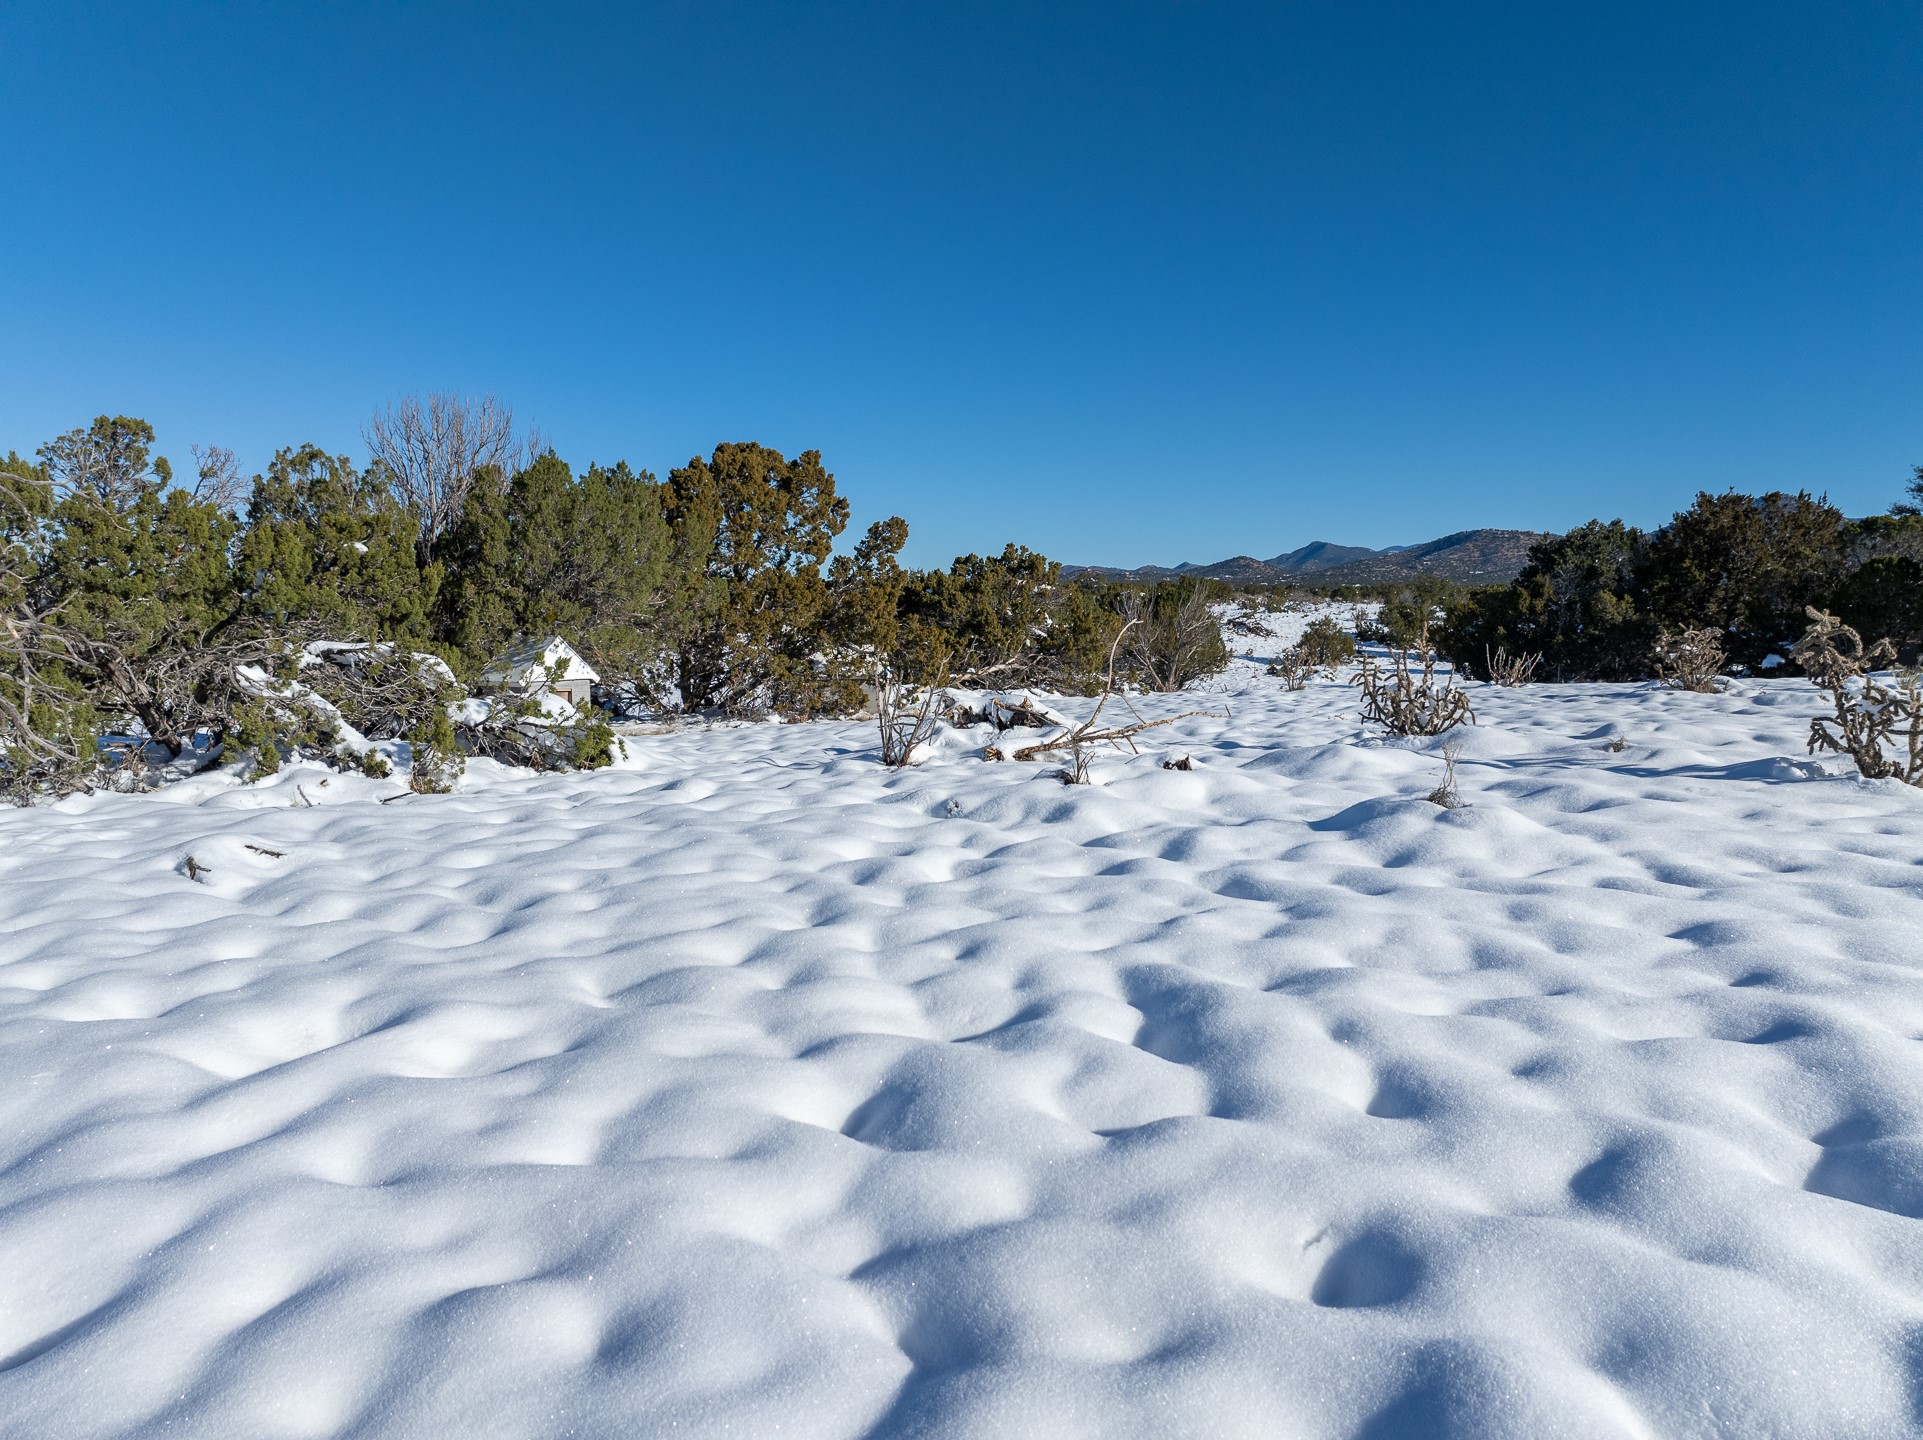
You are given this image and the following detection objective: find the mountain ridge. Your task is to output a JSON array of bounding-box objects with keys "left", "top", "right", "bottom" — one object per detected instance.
[{"left": 1065, "top": 528, "right": 1549, "bottom": 587}]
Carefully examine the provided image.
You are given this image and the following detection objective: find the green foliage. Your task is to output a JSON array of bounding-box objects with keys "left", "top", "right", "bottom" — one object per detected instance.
[
  {"left": 825, "top": 515, "right": 910, "bottom": 661},
  {"left": 1892, "top": 464, "right": 1923, "bottom": 518},
  {"left": 1637, "top": 490, "right": 1846, "bottom": 669},
  {"left": 1832, "top": 554, "right": 1923, "bottom": 664},
  {"left": 229, "top": 688, "right": 341, "bottom": 780},
  {"left": 1437, "top": 521, "right": 1652, "bottom": 681},
  {"left": 1296, "top": 616, "right": 1357, "bottom": 669},
  {"left": 231, "top": 701, "right": 283, "bottom": 778},
  {"left": 237, "top": 445, "right": 440, "bottom": 642},
  {"left": 895, "top": 545, "right": 1119, "bottom": 691},
  {"left": 436, "top": 454, "right": 677, "bottom": 684},
  {"left": 897, "top": 544, "right": 1054, "bottom": 682},
  {"left": 567, "top": 709, "right": 616, "bottom": 771},
  {"left": 1359, "top": 577, "right": 1464, "bottom": 649},
  {"left": 407, "top": 705, "right": 463, "bottom": 793},
  {"left": 37, "top": 415, "right": 170, "bottom": 510},
  {"left": 35, "top": 483, "right": 241, "bottom": 752},
  {"left": 1438, "top": 494, "right": 1914, "bottom": 681},
  {"left": 663, "top": 443, "right": 868, "bottom": 715}
]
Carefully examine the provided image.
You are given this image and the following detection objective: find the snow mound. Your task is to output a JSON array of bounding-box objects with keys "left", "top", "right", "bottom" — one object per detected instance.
[{"left": 1, "top": 654, "right": 1920, "bottom": 1437}]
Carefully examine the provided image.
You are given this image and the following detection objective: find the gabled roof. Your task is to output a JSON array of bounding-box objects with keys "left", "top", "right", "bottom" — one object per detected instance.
[{"left": 479, "top": 635, "right": 599, "bottom": 689}]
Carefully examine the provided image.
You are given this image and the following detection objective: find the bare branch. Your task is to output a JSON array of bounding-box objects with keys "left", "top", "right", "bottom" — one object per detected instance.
[
  {"left": 189, "top": 444, "right": 248, "bottom": 514},
  {"left": 363, "top": 392, "right": 534, "bottom": 551}
]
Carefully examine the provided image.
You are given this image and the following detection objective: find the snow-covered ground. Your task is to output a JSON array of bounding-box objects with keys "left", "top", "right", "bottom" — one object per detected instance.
[{"left": 3, "top": 633, "right": 1922, "bottom": 1437}]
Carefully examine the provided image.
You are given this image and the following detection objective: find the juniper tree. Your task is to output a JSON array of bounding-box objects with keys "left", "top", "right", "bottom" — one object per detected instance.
[
  {"left": 1637, "top": 491, "right": 1847, "bottom": 669},
  {"left": 663, "top": 443, "right": 858, "bottom": 715},
  {"left": 436, "top": 452, "right": 679, "bottom": 685},
  {"left": 37, "top": 415, "right": 171, "bottom": 512},
  {"left": 1436, "top": 521, "right": 1653, "bottom": 681},
  {"left": 33, "top": 473, "right": 242, "bottom": 755},
  {"left": 236, "top": 445, "right": 441, "bottom": 643}
]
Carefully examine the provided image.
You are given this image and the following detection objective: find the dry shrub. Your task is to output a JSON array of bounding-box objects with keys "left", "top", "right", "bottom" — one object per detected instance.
[
  {"left": 1352, "top": 644, "right": 1475, "bottom": 737},
  {"left": 1483, "top": 646, "right": 1542, "bottom": 687},
  {"left": 1791, "top": 609, "right": 1923, "bottom": 785},
  {"left": 1266, "top": 649, "right": 1312, "bottom": 690},
  {"left": 983, "top": 621, "right": 1214, "bottom": 783},
  {"left": 875, "top": 664, "right": 947, "bottom": 767},
  {"left": 1426, "top": 738, "right": 1464, "bottom": 808},
  {"left": 1655, "top": 627, "right": 1728, "bottom": 692}
]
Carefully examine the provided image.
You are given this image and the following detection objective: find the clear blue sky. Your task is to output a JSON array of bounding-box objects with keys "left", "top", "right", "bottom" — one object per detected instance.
[{"left": 4, "top": 2, "right": 1917, "bottom": 567}]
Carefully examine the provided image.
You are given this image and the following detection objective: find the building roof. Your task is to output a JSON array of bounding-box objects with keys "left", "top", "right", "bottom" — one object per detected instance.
[{"left": 478, "top": 635, "right": 600, "bottom": 690}]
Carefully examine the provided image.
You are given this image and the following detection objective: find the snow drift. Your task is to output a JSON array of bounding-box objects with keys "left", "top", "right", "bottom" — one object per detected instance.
[{"left": 0, "top": 650, "right": 1919, "bottom": 1437}]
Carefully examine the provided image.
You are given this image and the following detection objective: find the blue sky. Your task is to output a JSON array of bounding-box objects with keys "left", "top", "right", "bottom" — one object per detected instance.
[{"left": 3, "top": 2, "right": 1917, "bottom": 567}]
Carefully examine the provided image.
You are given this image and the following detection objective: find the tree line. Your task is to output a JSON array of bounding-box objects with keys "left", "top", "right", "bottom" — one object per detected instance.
[
  {"left": 1427, "top": 481, "right": 1923, "bottom": 680},
  {"left": 1, "top": 399, "right": 1229, "bottom": 798}
]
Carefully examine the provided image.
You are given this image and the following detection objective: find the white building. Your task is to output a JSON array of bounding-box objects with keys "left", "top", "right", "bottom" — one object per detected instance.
[{"left": 479, "top": 636, "right": 600, "bottom": 709}]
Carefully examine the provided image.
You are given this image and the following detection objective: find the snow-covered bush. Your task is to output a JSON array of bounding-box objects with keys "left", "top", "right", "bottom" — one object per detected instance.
[
  {"left": 1792, "top": 609, "right": 1923, "bottom": 786},
  {"left": 299, "top": 642, "right": 459, "bottom": 739},
  {"left": 454, "top": 690, "right": 615, "bottom": 773},
  {"left": 1352, "top": 645, "right": 1475, "bottom": 737},
  {"left": 230, "top": 694, "right": 336, "bottom": 779},
  {"left": 1655, "top": 627, "right": 1728, "bottom": 693}
]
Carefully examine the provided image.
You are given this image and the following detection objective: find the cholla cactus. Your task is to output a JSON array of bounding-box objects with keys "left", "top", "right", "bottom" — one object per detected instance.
[
  {"left": 1655, "top": 627, "right": 1727, "bottom": 692},
  {"left": 1791, "top": 609, "right": 1922, "bottom": 786},
  {"left": 1351, "top": 642, "right": 1475, "bottom": 737}
]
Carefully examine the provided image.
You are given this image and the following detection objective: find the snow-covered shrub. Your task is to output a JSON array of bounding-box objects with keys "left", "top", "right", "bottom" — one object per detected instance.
[
  {"left": 568, "top": 711, "right": 616, "bottom": 770},
  {"left": 1266, "top": 649, "right": 1312, "bottom": 690},
  {"left": 407, "top": 706, "right": 464, "bottom": 793},
  {"left": 453, "top": 690, "right": 615, "bottom": 773},
  {"left": 299, "top": 642, "right": 458, "bottom": 739},
  {"left": 1655, "top": 627, "right": 1728, "bottom": 692},
  {"left": 1792, "top": 609, "right": 1922, "bottom": 786},
  {"left": 1482, "top": 646, "right": 1542, "bottom": 686},
  {"left": 230, "top": 665, "right": 354, "bottom": 780},
  {"left": 1352, "top": 645, "right": 1475, "bottom": 737}
]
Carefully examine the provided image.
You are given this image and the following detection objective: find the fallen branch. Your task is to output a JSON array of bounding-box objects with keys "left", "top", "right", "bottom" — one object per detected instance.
[{"left": 983, "top": 621, "right": 1225, "bottom": 782}]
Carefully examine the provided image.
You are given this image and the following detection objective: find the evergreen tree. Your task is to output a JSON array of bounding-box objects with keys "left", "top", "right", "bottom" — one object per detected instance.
[
  {"left": 37, "top": 416, "right": 171, "bottom": 511},
  {"left": 663, "top": 443, "right": 852, "bottom": 714},
  {"left": 35, "top": 481, "right": 239, "bottom": 752},
  {"left": 436, "top": 453, "right": 678, "bottom": 685},
  {"left": 1892, "top": 465, "right": 1923, "bottom": 517},
  {"left": 822, "top": 515, "right": 910, "bottom": 695},
  {"left": 1435, "top": 522, "right": 1653, "bottom": 681},
  {"left": 1637, "top": 491, "right": 1846, "bottom": 667},
  {"left": 236, "top": 445, "right": 440, "bottom": 642},
  {"left": 895, "top": 545, "right": 1118, "bottom": 692}
]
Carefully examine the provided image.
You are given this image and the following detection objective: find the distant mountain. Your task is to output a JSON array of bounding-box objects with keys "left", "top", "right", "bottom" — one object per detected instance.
[
  {"left": 1263, "top": 541, "right": 1381, "bottom": 573},
  {"left": 1065, "top": 528, "right": 1548, "bottom": 587}
]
